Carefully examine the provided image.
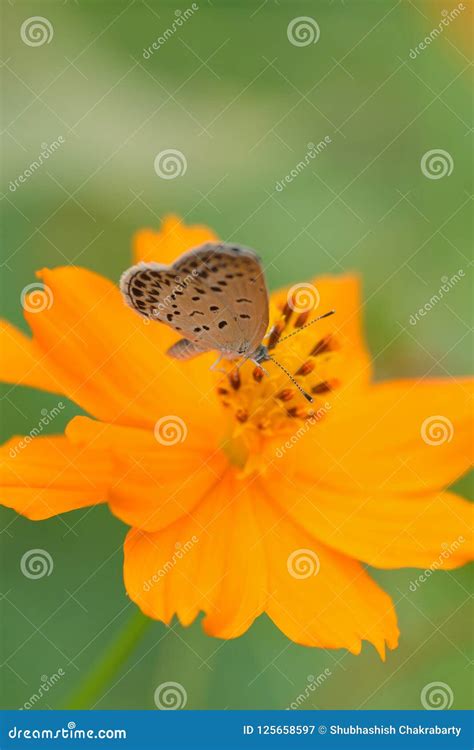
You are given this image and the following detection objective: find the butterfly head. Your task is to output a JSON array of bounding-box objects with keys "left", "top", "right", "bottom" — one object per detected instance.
[
  {"left": 249, "top": 343, "right": 270, "bottom": 365},
  {"left": 247, "top": 311, "right": 336, "bottom": 404}
]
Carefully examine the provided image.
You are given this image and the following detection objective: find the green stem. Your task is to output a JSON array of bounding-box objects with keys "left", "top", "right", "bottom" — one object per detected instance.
[{"left": 66, "top": 608, "right": 152, "bottom": 709}]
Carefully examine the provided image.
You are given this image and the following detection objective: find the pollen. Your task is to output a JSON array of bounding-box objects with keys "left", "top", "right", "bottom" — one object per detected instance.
[
  {"left": 277, "top": 389, "right": 294, "bottom": 402},
  {"left": 295, "top": 361, "right": 314, "bottom": 376},
  {"left": 215, "top": 300, "right": 341, "bottom": 471},
  {"left": 228, "top": 369, "right": 241, "bottom": 390}
]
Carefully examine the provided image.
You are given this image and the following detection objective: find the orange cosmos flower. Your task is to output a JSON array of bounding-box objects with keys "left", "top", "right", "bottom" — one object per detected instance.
[{"left": 1, "top": 215, "right": 473, "bottom": 660}]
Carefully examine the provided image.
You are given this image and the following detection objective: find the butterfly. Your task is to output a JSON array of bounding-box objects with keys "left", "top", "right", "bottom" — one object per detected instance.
[{"left": 120, "top": 242, "right": 334, "bottom": 402}]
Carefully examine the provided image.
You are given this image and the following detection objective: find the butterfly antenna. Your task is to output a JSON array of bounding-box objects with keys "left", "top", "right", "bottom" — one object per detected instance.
[
  {"left": 267, "top": 354, "right": 313, "bottom": 403},
  {"left": 276, "top": 309, "right": 336, "bottom": 345}
]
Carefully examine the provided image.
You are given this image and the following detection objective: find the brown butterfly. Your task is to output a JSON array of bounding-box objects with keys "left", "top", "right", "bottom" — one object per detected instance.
[{"left": 120, "top": 242, "right": 334, "bottom": 401}]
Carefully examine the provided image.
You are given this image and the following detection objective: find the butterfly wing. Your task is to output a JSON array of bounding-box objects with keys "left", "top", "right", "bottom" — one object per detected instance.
[{"left": 120, "top": 242, "right": 269, "bottom": 359}]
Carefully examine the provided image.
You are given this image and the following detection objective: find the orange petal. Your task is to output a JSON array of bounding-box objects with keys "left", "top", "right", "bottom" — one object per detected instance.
[
  {"left": 133, "top": 215, "right": 219, "bottom": 264},
  {"left": 123, "top": 472, "right": 266, "bottom": 637},
  {"left": 255, "top": 484, "right": 399, "bottom": 658},
  {"left": 293, "top": 378, "right": 473, "bottom": 494},
  {"left": 9, "top": 266, "right": 223, "bottom": 429},
  {"left": 0, "top": 320, "right": 64, "bottom": 395},
  {"left": 66, "top": 415, "right": 228, "bottom": 531},
  {"left": 124, "top": 474, "right": 399, "bottom": 656},
  {"left": 0, "top": 436, "right": 111, "bottom": 520},
  {"left": 268, "top": 471, "right": 473, "bottom": 569},
  {"left": 270, "top": 273, "right": 372, "bottom": 394}
]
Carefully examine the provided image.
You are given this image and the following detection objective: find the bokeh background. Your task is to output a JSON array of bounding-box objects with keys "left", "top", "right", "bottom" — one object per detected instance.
[{"left": 1, "top": 0, "right": 472, "bottom": 711}]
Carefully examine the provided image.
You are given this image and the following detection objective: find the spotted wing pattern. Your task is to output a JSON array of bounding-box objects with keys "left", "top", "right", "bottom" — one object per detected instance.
[{"left": 120, "top": 242, "right": 269, "bottom": 359}]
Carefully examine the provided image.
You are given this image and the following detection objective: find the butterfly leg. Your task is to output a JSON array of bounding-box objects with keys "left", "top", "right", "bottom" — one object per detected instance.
[
  {"left": 210, "top": 354, "right": 223, "bottom": 370},
  {"left": 210, "top": 353, "right": 228, "bottom": 374},
  {"left": 234, "top": 356, "right": 249, "bottom": 371}
]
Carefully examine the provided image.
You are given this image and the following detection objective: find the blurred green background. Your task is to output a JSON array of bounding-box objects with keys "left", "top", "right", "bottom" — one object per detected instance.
[{"left": 1, "top": 0, "right": 472, "bottom": 711}]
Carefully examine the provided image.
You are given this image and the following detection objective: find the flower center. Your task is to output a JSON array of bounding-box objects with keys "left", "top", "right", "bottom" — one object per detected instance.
[{"left": 215, "top": 299, "right": 341, "bottom": 473}]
